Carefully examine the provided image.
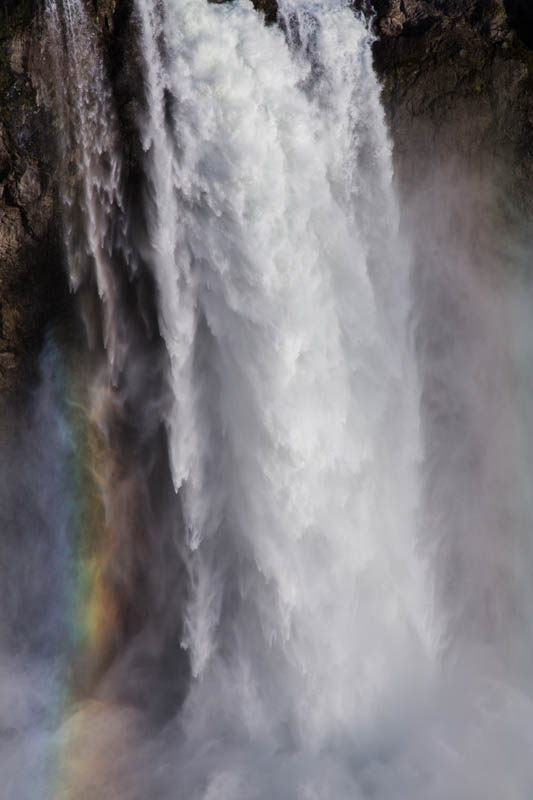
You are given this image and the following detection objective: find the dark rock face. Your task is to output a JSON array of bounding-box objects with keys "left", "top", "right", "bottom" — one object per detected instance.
[
  {"left": 504, "top": 0, "right": 533, "bottom": 47},
  {"left": 0, "top": 0, "right": 141, "bottom": 418},
  {"left": 252, "top": 0, "right": 278, "bottom": 24},
  {"left": 0, "top": 5, "right": 69, "bottom": 413},
  {"left": 373, "top": 0, "right": 532, "bottom": 206}
]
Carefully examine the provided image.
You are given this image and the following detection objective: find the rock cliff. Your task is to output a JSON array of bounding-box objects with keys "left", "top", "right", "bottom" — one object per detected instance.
[
  {"left": 373, "top": 0, "right": 532, "bottom": 208},
  {"left": 0, "top": 0, "right": 138, "bottom": 422},
  {"left": 0, "top": 0, "right": 65, "bottom": 414}
]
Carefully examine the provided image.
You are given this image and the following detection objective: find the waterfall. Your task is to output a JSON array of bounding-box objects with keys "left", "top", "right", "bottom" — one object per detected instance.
[
  {"left": 135, "top": 0, "right": 431, "bottom": 767},
  {"left": 44, "top": 0, "right": 126, "bottom": 371},
  {"left": 3, "top": 0, "right": 533, "bottom": 797},
  {"left": 41, "top": 0, "right": 189, "bottom": 715}
]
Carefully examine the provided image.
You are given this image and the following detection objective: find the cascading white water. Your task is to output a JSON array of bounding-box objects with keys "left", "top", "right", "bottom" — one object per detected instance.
[
  {"left": 5, "top": 0, "right": 533, "bottom": 797},
  {"left": 44, "top": 0, "right": 126, "bottom": 372},
  {"left": 136, "top": 0, "right": 434, "bottom": 776}
]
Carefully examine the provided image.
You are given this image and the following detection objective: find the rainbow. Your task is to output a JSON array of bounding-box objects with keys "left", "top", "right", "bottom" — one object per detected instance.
[{"left": 42, "top": 335, "right": 129, "bottom": 798}]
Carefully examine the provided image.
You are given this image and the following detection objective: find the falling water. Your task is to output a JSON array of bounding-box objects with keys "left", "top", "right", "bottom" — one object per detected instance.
[
  {"left": 40, "top": 0, "right": 189, "bottom": 723},
  {"left": 44, "top": 0, "right": 126, "bottom": 369},
  {"left": 137, "top": 0, "right": 431, "bottom": 759},
  {"left": 3, "top": 0, "right": 533, "bottom": 796}
]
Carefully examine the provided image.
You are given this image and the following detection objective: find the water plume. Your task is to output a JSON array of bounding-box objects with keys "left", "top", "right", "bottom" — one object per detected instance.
[{"left": 2, "top": 0, "right": 533, "bottom": 797}]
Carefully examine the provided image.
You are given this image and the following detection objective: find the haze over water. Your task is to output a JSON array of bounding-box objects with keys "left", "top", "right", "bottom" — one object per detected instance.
[{"left": 1, "top": 0, "right": 533, "bottom": 797}]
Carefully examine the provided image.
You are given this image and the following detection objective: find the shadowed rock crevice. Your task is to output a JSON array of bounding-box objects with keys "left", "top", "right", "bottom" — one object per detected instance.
[{"left": 504, "top": 0, "right": 533, "bottom": 48}]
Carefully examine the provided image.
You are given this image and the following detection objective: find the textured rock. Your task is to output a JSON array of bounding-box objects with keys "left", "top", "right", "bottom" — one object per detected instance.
[
  {"left": 0, "top": 4, "right": 69, "bottom": 409},
  {"left": 372, "top": 0, "right": 533, "bottom": 212},
  {"left": 252, "top": 0, "right": 278, "bottom": 24},
  {"left": 16, "top": 166, "right": 41, "bottom": 204},
  {"left": 0, "top": 0, "right": 146, "bottom": 413},
  {"left": 9, "top": 30, "right": 28, "bottom": 75},
  {"left": 95, "top": 0, "right": 117, "bottom": 33}
]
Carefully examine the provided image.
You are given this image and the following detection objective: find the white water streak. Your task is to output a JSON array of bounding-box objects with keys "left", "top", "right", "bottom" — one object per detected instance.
[
  {"left": 137, "top": 0, "right": 433, "bottom": 756},
  {"left": 44, "top": 0, "right": 125, "bottom": 373}
]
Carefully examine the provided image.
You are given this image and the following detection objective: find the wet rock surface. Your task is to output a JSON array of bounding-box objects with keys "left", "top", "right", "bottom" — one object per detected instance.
[
  {"left": 0, "top": 0, "right": 140, "bottom": 413},
  {"left": 373, "top": 0, "right": 532, "bottom": 201},
  {"left": 0, "top": 5, "right": 68, "bottom": 411}
]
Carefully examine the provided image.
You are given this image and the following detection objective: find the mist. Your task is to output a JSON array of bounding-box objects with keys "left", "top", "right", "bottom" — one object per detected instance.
[{"left": 1, "top": 0, "right": 533, "bottom": 797}]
